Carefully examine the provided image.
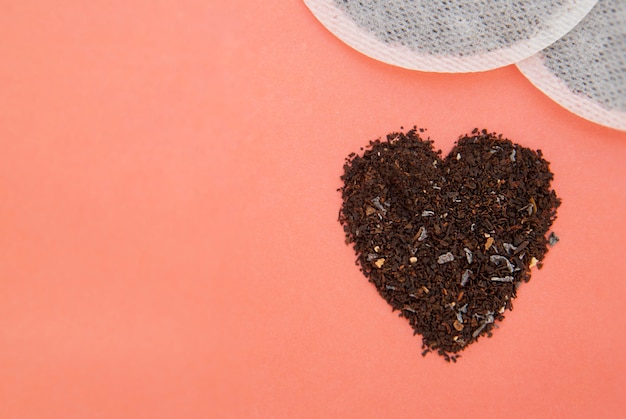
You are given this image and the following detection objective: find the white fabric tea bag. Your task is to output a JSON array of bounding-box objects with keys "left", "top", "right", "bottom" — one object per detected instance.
[
  {"left": 304, "top": 0, "right": 598, "bottom": 72},
  {"left": 517, "top": 0, "right": 626, "bottom": 131}
]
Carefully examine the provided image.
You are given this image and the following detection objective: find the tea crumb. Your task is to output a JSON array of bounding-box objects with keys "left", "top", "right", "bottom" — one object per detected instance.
[{"left": 373, "top": 258, "right": 386, "bottom": 269}]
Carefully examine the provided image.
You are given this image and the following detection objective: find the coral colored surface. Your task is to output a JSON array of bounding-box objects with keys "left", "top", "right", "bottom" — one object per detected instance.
[{"left": 1, "top": 1, "right": 625, "bottom": 418}]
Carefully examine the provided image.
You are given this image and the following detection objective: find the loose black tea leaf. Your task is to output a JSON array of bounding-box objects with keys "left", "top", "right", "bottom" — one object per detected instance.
[{"left": 338, "top": 128, "right": 561, "bottom": 361}]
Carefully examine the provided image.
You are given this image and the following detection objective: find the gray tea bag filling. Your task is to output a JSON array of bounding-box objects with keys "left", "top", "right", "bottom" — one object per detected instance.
[
  {"left": 333, "top": 0, "right": 566, "bottom": 57},
  {"left": 305, "top": 0, "right": 597, "bottom": 72},
  {"left": 518, "top": 0, "right": 626, "bottom": 130}
]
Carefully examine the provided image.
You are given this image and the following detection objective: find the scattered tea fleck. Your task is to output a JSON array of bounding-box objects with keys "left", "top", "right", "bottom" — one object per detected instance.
[
  {"left": 472, "top": 323, "right": 487, "bottom": 338},
  {"left": 373, "top": 258, "right": 386, "bottom": 269},
  {"left": 490, "top": 255, "right": 516, "bottom": 273},
  {"left": 455, "top": 311, "right": 463, "bottom": 323},
  {"left": 490, "top": 276, "right": 515, "bottom": 282},
  {"left": 416, "top": 226, "right": 428, "bottom": 242},
  {"left": 463, "top": 248, "right": 473, "bottom": 264},
  {"left": 503, "top": 243, "right": 517, "bottom": 254},
  {"left": 548, "top": 232, "right": 560, "bottom": 247},
  {"left": 437, "top": 252, "right": 455, "bottom": 264},
  {"left": 529, "top": 197, "right": 537, "bottom": 215},
  {"left": 485, "top": 237, "right": 495, "bottom": 250},
  {"left": 372, "top": 197, "right": 387, "bottom": 214},
  {"left": 461, "top": 269, "right": 472, "bottom": 287}
]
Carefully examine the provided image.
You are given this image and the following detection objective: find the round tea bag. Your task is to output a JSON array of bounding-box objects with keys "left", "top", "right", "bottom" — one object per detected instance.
[
  {"left": 304, "top": 0, "right": 598, "bottom": 72},
  {"left": 517, "top": 0, "right": 626, "bottom": 131}
]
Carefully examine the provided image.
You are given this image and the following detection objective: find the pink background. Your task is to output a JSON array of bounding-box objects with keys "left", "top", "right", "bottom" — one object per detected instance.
[{"left": 1, "top": 1, "right": 625, "bottom": 418}]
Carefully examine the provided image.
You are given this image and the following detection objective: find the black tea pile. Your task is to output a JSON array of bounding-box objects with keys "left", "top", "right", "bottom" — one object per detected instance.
[{"left": 339, "top": 128, "right": 561, "bottom": 361}]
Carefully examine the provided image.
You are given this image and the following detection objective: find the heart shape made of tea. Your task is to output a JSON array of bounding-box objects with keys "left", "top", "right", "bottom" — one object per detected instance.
[{"left": 339, "top": 128, "right": 560, "bottom": 361}]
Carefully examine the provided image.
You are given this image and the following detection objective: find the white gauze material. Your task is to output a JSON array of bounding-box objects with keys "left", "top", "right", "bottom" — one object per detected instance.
[
  {"left": 303, "top": 0, "right": 598, "bottom": 73},
  {"left": 517, "top": 0, "right": 626, "bottom": 131}
]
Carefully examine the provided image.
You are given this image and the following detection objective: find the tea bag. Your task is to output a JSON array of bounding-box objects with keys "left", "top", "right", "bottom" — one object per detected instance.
[
  {"left": 304, "top": 0, "right": 597, "bottom": 72},
  {"left": 517, "top": 0, "right": 626, "bottom": 131}
]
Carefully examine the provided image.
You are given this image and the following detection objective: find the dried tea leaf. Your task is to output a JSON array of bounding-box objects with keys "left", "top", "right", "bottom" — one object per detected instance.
[{"left": 338, "top": 128, "right": 561, "bottom": 361}]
